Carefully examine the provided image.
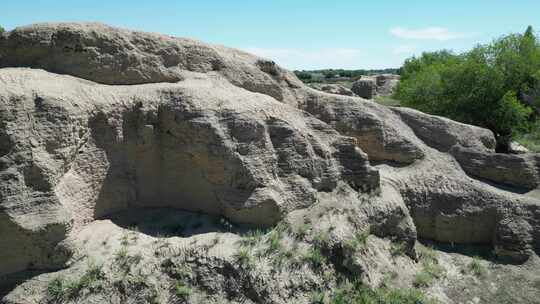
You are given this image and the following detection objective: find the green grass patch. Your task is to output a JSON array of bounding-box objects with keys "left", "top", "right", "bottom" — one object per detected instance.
[
  {"left": 47, "top": 263, "right": 105, "bottom": 301},
  {"left": 414, "top": 246, "right": 445, "bottom": 288},
  {"left": 328, "top": 280, "right": 436, "bottom": 304}
]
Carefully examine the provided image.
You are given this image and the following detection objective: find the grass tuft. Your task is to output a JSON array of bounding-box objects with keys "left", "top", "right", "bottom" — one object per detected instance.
[
  {"left": 467, "top": 256, "right": 486, "bottom": 277},
  {"left": 303, "top": 247, "right": 326, "bottom": 269},
  {"left": 344, "top": 229, "right": 370, "bottom": 252},
  {"left": 235, "top": 247, "right": 254, "bottom": 269},
  {"left": 413, "top": 247, "right": 445, "bottom": 288},
  {"left": 175, "top": 281, "right": 192, "bottom": 298},
  {"left": 46, "top": 263, "right": 105, "bottom": 301}
]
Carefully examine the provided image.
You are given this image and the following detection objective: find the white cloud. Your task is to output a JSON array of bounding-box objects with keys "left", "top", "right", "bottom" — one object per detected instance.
[
  {"left": 393, "top": 45, "right": 417, "bottom": 55},
  {"left": 390, "top": 27, "right": 471, "bottom": 41},
  {"left": 242, "top": 47, "right": 364, "bottom": 70}
]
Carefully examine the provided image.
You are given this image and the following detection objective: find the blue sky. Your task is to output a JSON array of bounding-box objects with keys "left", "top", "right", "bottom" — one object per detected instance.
[{"left": 2, "top": 1, "right": 540, "bottom": 70}]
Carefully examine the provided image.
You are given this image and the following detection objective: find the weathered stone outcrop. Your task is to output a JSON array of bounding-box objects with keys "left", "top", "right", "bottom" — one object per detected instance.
[
  {"left": 1, "top": 22, "right": 540, "bottom": 304},
  {"left": 393, "top": 107, "right": 496, "bottom": 152},
  {"left": 302, "top": 91, "right": 425, "bottom": 164},
  {"left": 0, "top": 23, "right": 304, "bottom": 106},
  {"left": 451, "top": 146, "right": 540, "bottom": 190},
  {"left": 374, "top": 74, "right": 400, "bottom": 96},
  {"left": 351, "top": 77, "right": 377, "bottom": 99},
  {"left": 308, "top": 83, "right": 356, "bottom": 96},
  {"left": 349, "top": 74, "right": 400, "bottom": 99}
]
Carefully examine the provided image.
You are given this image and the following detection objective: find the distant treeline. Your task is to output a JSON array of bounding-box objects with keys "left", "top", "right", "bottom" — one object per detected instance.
[{"left": 294, "top": 68, "right": 399, "bottom": 82}]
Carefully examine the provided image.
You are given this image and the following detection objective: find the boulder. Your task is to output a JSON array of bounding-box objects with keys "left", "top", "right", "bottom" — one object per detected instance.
[
  {"left": 351, "top": 77, "right": 377, "bottom": 99},
  {"left": 509, "top": 141, "right": 530, "bottom": 154}
]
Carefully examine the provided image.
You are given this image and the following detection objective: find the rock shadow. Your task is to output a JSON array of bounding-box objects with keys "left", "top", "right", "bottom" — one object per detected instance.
[
  {"left": 103, "top": 207, "right": 261, "bottom": 238},
  {"left": 87, "top": 103, "right": 260, "bottom": 225}
]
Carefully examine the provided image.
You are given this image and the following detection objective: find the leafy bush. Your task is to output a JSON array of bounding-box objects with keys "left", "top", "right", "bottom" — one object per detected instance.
[
  {"left": 0, "top": 26, "right": 5, "bottom": 34},
  {"left": 395, "top": 26, "right": 540, "bottom": 150}
]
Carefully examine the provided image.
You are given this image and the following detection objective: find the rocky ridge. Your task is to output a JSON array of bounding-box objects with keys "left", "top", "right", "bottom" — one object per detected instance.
[{"left": 0, "top": 23, "right": 539, "bottom": 304}]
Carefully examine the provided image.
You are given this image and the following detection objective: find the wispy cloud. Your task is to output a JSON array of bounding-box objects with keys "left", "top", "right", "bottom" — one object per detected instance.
[
  {"left": 393, "top": 45, "right": 417, "bottom": 55},
  {"left": 390, "top": 27, "right": 472, "bottom": 41},
  {"left": 242, "top": 47, "right": 364, "bottom": 70}
]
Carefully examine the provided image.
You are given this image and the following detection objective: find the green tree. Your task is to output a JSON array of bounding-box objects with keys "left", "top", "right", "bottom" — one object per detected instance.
[
  {"left": 323, "top": 70, "right": 335, "bottom": 79},
  {"left": 395, "top": 27, "right": 539, "bottom": 151},
  {"left": 294, "top": 71, "right": 313, "bottom": 81}
]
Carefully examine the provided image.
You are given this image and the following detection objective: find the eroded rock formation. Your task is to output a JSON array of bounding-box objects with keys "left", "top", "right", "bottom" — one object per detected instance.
[{"left": 1, "top": 23, "right": 540, "bottom": 304}]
